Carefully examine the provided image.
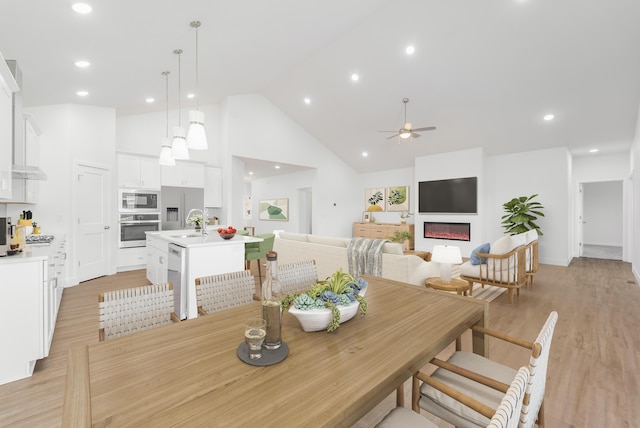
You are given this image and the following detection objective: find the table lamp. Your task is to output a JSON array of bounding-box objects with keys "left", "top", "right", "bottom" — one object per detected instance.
[{"left": 432, "top": 245, "right": 462, "bottom": 282}]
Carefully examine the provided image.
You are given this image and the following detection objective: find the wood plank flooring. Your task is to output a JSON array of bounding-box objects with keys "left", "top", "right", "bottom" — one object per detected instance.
[{"left": 0, "top": 258, "right": 638, "bottom": 427}]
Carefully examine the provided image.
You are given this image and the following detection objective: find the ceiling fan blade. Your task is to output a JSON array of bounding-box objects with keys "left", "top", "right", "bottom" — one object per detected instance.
[
  {"left": 411, "top": 126, "right": 436, "bottom": 132},
  {"left": 410, "top": 133, "right": 421, "bottom": 138},
  {"left": 386, "top": 133, "right": 401, "bottom": 139},
  {"left": 378, "top": 130, "right": 397, "bottom": 133}
]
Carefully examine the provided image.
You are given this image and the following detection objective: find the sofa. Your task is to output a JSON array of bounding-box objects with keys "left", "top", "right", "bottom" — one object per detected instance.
[{"left": 272, "top": 232, "right": 440, "bottom": 286}]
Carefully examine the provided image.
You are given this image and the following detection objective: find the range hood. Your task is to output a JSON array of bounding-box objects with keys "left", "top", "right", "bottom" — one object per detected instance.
[{"left": 6, "top": 60, "right": 47, "bottom": 181}]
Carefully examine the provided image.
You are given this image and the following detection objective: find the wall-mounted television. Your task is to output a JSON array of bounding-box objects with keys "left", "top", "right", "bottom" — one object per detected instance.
[{"left": 418, "top": 177, "right": 477, "bottom": 214}]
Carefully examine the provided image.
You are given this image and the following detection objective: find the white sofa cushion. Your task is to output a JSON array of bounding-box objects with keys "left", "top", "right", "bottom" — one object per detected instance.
[
  {"left": 307, "top": 235, "right": 350, "bottom": 247},
  {"left": 278, "top": 232, "right": 308, "bottom": 242},
  {"left": 382, "top": 242, "right": 404, "bottom": 255},
  {"left": 525, "top": 229, "right": 538, "bottom": 244},
  {"left": 460, "top": 261, "right": 517, "bottom": 282}
]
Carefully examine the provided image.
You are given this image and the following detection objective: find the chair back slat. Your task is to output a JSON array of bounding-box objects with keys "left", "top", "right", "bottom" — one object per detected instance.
[
  {"left": 519, "top": 311, "right": 558, "bottom": 428},
  {"left": 488, "top": 367, "right": 530, "bottom": 428},
  {"left": 98, "top": 282, "right": 176, "bottom": 341},
  {"left": 195, "top": 270, "right": 255, "bottom": 315},
  {"left": 278, "top": 259, "right": 318, "bottom": 295}
]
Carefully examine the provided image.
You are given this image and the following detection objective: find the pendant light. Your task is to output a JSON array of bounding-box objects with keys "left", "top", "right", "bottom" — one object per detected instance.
[
  {"left": 159, "top": 71, "right": 176, "bottom": 166},
  {"left": 171, "top": 49, "right": 189, "bottom": 160},
  {"left": 187, "top": 20, "right": 208, "bottom": 150}
]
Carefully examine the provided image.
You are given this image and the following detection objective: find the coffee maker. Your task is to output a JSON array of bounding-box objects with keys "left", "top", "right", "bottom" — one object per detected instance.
[{"left": 0, "top": 217, "right": 11, "bottom": 256}]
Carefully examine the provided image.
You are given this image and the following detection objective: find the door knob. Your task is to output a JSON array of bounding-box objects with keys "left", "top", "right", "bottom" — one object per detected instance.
[{"left": 104, "top": 225, "right": 110, "bottom": 229}]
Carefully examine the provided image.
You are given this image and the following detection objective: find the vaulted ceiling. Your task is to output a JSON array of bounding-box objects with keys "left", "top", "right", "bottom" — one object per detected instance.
[{"left": 1, "top": 0, "right": 639, "bottom": 174}]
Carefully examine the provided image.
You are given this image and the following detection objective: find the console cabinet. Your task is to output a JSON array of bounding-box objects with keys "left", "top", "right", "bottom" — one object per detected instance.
[{"left": 353, "top": 222, "right": 414, "bottom": 250}]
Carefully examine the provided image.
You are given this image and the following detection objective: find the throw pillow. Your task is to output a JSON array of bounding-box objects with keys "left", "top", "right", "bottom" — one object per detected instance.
[{"left": 470, "top": 242, "right": 490, "bottom": 265}]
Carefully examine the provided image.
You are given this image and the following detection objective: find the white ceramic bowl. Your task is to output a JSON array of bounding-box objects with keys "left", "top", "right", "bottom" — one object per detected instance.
[{"left": 288, "top": 298, "right": 361, "bottom": 332}]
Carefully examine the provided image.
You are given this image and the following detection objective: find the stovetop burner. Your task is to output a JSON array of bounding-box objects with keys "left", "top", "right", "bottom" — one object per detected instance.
[{"left": 25, "top": 234, "right": 55, "bottom": 245}]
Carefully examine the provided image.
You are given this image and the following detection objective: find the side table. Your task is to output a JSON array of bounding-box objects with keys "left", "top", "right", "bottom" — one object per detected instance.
[{"left": 425, "top": 277, "right": 471, "bottom": 297}]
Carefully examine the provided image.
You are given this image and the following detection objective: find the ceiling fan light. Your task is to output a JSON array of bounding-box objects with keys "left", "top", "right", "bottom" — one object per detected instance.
[
  {"left": 399, "top": 132, "right": 411, "bottom": 139},
  {"left": 171, "top": 126, "right": 189, "bottom": 160},
  {"left": 187, "top": 110, "right": 208, "bottom": 150}
]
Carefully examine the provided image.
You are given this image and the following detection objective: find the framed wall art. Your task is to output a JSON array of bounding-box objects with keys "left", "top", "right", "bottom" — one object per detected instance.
[
  {"left": 386, "top": 185, "right": 409, "bottom": 212},
  {"left": 364, "top": 188, "right": 386, "bottom": 212},
  {"left": 259, "top": 198, "right": 289, "bottom": 221}
]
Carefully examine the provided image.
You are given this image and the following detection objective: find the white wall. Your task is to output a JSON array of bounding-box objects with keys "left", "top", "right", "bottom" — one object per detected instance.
[
  {"left": 414, "top": 148, "right": 487, "bottom": 256},
  {"left": 224, "top": 94, "right": 361, "bottom": 238},
  {"left": 582, "top": 181, "right": 623, "bottom": 246},
  {"left": 6, "top": 104, "right": 117, "bottom": 285},
  {"left": 358, "top": 167, "right": 415, "bottom": 225},
  {"left": 116, "top": 104, "right": 221, "bottom": 165}
]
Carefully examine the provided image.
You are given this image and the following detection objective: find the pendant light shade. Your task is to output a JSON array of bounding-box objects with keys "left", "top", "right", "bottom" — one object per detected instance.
[
  {"left": 172, "top": 49, "right": 189, "bottom": 160},
  {"left": 187, "top": 20, "right": 208, "bottom": 150},
  {"left": 159, "top": 71, "right": 176, "bottom": 166}
]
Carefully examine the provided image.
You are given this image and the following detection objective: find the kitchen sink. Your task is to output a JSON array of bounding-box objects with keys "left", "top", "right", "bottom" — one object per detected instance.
[{"left": 171, "top": 234, "right": 203, "bottom": 238}]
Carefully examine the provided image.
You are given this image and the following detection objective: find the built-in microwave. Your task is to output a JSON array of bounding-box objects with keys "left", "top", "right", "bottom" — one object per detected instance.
[{"left": 119, "top": 189, "right": 159, "bottom": 212}]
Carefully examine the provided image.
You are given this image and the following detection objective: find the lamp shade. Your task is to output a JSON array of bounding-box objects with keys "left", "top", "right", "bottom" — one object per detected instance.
[
  {"left": 187, "top": 110, "right": 207, "bottom": 150},
  {"left": 431, "top": 245, "right": 463, "bottom": 264},
  {"left": 158, "top": 138, "right": 175, "bottom": 166},
  {"left": 171, "top": 126, "right": 189, "bottom": 160}
]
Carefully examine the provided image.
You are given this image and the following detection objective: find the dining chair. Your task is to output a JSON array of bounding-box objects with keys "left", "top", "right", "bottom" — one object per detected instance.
[
  {"left": 236, "top": 229, "right": 250, "bottom": 236},
  {"left": 195, "top": 270, "right": 255, "bottom": 316},
  {"left": 278, "top": 259, "right": 318, "bottom": 295},
  {"left": 378, "top": 366, "right": 530, "bottom": 428},
  {"left": 244, "top": 233, "right": 275, "bottom": 280},
  {"left": 98, "top": 282, "right": 180, "bottom": 341},
  {"left": 412, "top": 311, "right": 558, "bottom": 428}
]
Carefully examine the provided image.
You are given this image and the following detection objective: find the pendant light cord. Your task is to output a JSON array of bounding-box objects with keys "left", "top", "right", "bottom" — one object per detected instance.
[
  {"left": 164, "top": 71, "right": 169, "bottom": 138},
  {"left": 195, "top": 25, "right": 199, "bottom": 110},
  {"left": 174, "top": 49, "right": 183, "bottom": 127}
]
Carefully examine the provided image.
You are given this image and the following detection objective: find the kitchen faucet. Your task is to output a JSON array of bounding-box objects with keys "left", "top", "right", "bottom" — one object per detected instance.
[{"left": 186, "top": 208, "right": 208, "bottom": 237}]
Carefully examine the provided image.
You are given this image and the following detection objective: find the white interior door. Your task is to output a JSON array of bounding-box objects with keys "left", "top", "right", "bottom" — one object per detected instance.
[
  {"left": 76, "top": 163, "right": 110, "bottom": 282},
  {"left": 577, "top": 183, "right": 584, "bottom": 257}
]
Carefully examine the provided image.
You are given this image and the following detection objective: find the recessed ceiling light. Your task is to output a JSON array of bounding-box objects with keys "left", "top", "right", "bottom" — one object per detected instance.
[
  {"left": 74, "top": 60, "right": 90, "bottom": 68},
  {"left": 187, "top": 93, "right": 195, "bottom": 99},
  {"left": 589, "top": 149, "right": 599, "bottom": 153},
  {"left": 362, "top": 152, "right": 368, "bottom": 157},
  {"left": 304, "top": 97, "right": 311, "bottom": 105},
  {"left": 71, "top": 2, "right": 92, "bottom": 14},
  {"left": 145, "top": 98, "right": 155, "bottom": 103},
  {"left": 406, "top": 45, "right": 415, "bottom": 55},
  {"left": 351, "top": 73, "right": 359, "bottom": 82},
  {"left": 76, "top": 90, "right": 89, "bottom": 97},
  {"left": 543, "top": 114, "right": 554, "bottom": 121},
  {"left": 249, "top": 171, "right": 254, "bottom": 175},
  {"left": 274, "top": 165, "right": 281, "bottom": 169}
]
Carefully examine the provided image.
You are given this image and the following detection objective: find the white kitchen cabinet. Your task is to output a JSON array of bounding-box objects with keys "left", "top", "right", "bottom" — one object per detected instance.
[
  {"left": 161, "top": 161, "right": 205, "bottom": 188},
  {"left": 204, "top": 166, "right": 222, "bottom": 207},
  {"left": 0, "top": 54, "right": 19, "bottom": 200},
  {"left": 146, "top": 234, "right": 168, "bottom": 284},
  {"left": 117, "top": 246, "right": 147, "bottom": 271},
  {"left": 11, "top": 114, "right": 41, "bottom": 203},
  {"left": 117, "top": 154, "right": 161, "bottom": 190}
]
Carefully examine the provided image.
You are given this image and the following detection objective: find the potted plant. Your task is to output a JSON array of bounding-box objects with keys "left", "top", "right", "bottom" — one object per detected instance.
[
  {"left": 390, "top": 230, "right": 413, "bottom": 251},
  {"left": 186, "top": 213, "right": 204, "bottom": 230},
  {"left": 282, "top": 269, "right": 368, "bottom": 332},
  {"left": 398, "top": 211, "right": 414, "bottom": 224},
  {"left": 501, "top": 194, "right": 545, "bottom": 235}
]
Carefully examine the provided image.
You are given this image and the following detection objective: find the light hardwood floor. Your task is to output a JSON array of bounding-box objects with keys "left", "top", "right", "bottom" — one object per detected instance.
[{"left": 0, "top": 258, "right": 638, "bottom": 427}]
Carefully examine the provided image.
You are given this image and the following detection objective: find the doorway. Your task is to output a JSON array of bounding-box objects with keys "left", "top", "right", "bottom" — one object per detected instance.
[
  {"left": 579, "top": 180, "right": 623, "bottom": 260},
  {"left": 75, "top": 162, "right": 111, "bottom": 281},
  {"left": 297, "top": 187, "right": 312, "bottom": 234}
]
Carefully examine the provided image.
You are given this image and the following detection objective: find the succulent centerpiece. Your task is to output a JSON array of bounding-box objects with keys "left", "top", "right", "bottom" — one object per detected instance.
[{"left": 282, "top": 269, "right": 368, "bottom": 332}]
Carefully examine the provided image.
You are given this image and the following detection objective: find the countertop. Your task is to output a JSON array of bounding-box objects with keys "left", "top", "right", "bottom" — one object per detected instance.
[
  {"left": 147, "top": 228, "right": 262, "bottom": 248},
  {"left": 0, "top": 235, "right": 65, "bottom": 264}
]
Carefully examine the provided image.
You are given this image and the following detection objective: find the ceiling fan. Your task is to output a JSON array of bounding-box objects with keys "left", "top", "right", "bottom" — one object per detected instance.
[{"left": 379, "top": 98, "right": 436, "bottom": 140}]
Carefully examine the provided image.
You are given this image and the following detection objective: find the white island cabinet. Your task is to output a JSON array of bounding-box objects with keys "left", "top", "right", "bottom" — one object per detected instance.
[
  {"left": 147, "top": 230, "right": 262, "bottom": 319},
  {"left": 0, "top": 237, "right": 66, "bottom": 385}
]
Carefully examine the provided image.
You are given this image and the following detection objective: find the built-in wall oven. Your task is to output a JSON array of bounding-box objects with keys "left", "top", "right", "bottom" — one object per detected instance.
[
  {"left": 119, "top": 212, "right": 161, "bottom": 248},
  {"left": 119, "top": 189, "right": 160, "bottom": 212}
]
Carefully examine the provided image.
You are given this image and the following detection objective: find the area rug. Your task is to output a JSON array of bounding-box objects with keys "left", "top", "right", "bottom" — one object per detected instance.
[{"left": 470, "top": 283, "right": 507, "bottom": 302}]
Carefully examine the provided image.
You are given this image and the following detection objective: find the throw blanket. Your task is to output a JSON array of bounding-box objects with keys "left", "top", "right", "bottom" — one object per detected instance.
[{"left": 347, "top": 238, "right": 389, "bottom": 277}]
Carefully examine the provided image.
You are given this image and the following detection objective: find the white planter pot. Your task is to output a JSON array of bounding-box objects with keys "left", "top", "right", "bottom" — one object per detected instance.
[{"left": 287, "top": 288, "right": 366, "bottom": 332}]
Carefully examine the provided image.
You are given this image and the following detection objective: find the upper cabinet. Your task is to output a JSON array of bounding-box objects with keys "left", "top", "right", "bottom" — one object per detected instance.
[
  {"left": 0, "top": 53, "right": 20, "bottom": 200},
  {"left": 204, "top": 166, "right": 222, "bottom": 207},
  {"left": 161, "top": 161, "right": 204, "bottom": 188},
  {"left": 117, "top": 154, "right": 161, "bottom": 190},
  {"left": 11, "top": 114, "right": 41, "bottom": 203}
]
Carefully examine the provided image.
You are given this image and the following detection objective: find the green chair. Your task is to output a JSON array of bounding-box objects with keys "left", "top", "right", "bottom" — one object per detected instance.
[
  {"left": 236, "top": 229, "right": 250, "bottom": 236},
  {"left": 244, "top": 233, "right": 275, "bottom": 282}
]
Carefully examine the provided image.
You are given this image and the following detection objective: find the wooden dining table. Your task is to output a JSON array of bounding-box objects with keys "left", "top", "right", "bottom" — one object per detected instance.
[{"left": 62, "top": 275, "right": 488, "bottom": 427}]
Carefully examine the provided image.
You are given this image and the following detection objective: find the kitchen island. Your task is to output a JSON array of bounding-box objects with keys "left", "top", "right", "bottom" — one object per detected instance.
[{"left": 146, "top": 229, "right": 262, "bottom": 319}]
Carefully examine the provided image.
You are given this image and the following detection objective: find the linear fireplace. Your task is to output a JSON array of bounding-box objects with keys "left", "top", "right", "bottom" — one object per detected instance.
[{"left": 424, "top": 222, "right": 471, "bottom": 241}]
